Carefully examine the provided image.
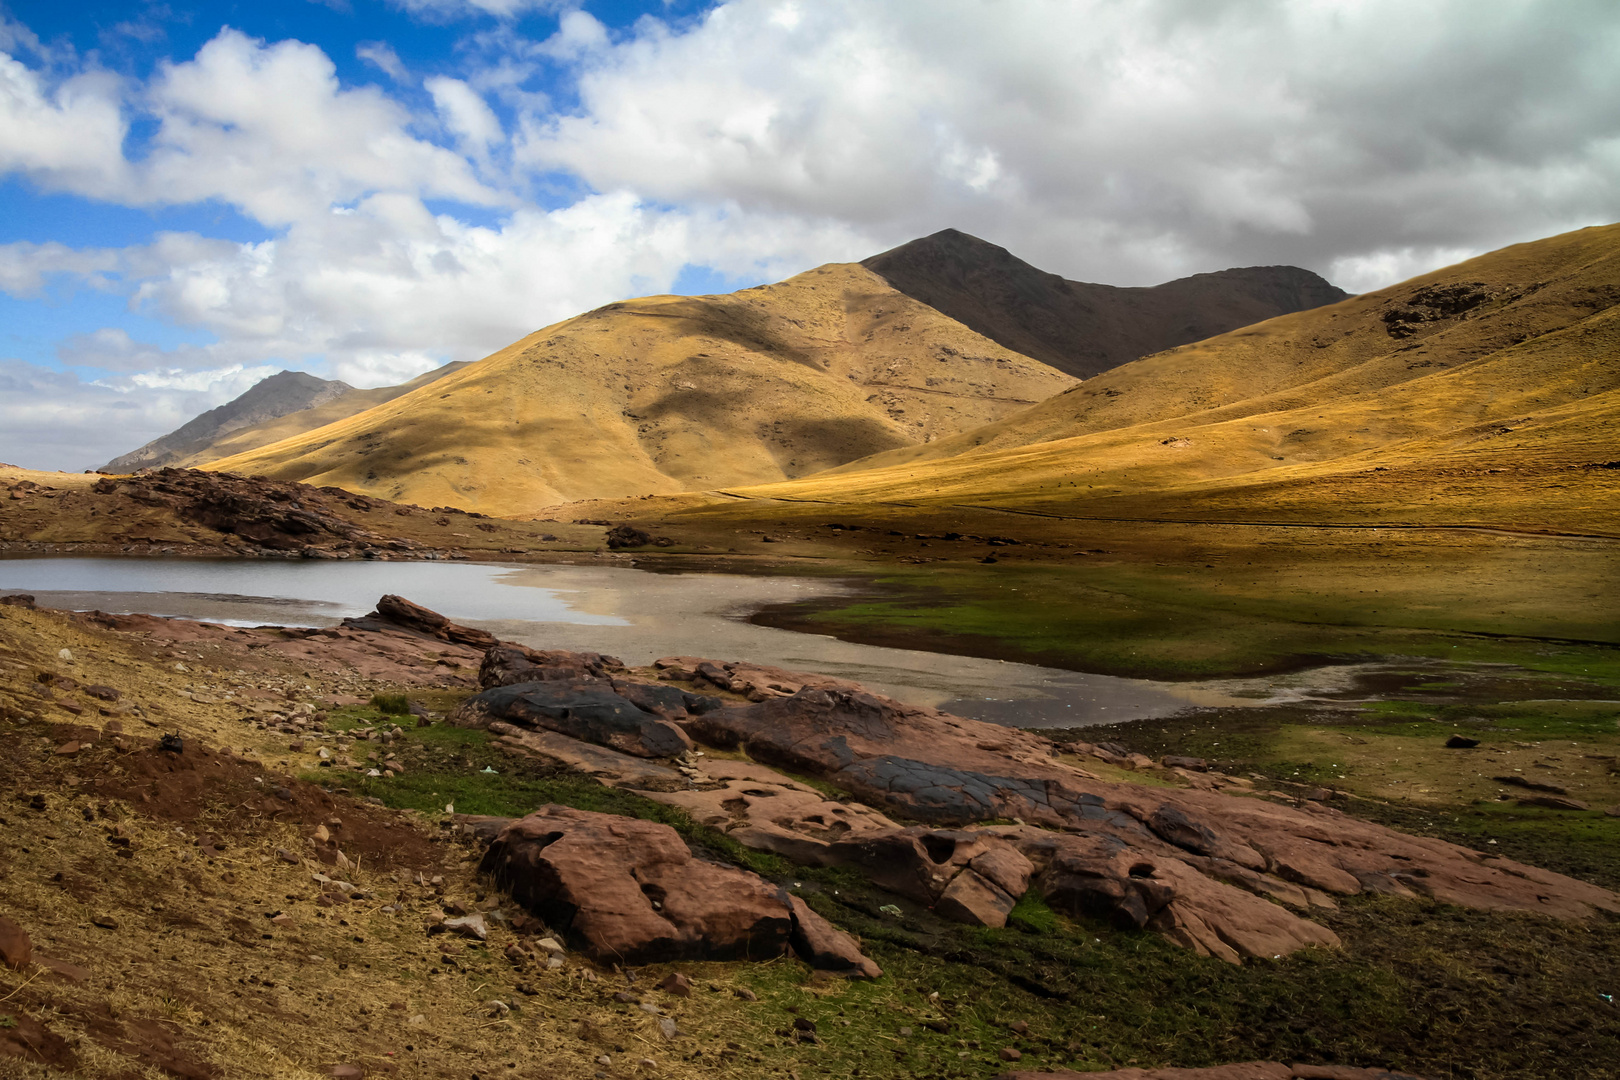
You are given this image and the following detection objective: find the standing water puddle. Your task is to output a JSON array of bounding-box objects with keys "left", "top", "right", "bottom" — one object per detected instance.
[{"left": 0, "top": 555, "right": 1333, "bottom": 728}]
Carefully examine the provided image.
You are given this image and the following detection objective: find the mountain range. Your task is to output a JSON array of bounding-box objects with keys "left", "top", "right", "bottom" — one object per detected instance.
[{"left": 105, "top": 231, "right": 1349, "bottom": 515}]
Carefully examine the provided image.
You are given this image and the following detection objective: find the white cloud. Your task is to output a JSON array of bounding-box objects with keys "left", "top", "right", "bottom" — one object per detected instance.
[
  {"left": 389, "top": 0, "right": 568, "bottom": 21},
  {"left": 0, "top": 358, "right": 277, "bottom": 472},
  {"left": 356, "top": 40, "right": 410, "bottom": 83},
  {"left": 0, "top": 53, "right": 129, "bottom": 198},
  {"left": 137, "top": 30, "right": 506, "bottom": 226},
  {"left": 518, "top": 0, "right": 1620, "bottom": 286},
  {"left": 427, "top": 76, "right": 503, "bottom": 155},
  {"left": 0, "top": 241, "right": 121, "bottom": 297}
]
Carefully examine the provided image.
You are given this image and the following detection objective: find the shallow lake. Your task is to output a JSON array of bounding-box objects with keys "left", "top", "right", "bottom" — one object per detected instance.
[{"left": 0, "top": 555, "right": 1307, "bottom": 728}]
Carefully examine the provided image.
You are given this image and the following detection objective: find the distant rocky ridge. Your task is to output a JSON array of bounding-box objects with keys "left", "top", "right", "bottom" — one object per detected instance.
[
  {"left": 863, "top": 229, "right": 1351, "bottom": 379},
  {"left": 102, "top": 361, "right": 467, "bottom": 474},
  {"left": 104, "top": 370, "right": 353, "bottom": 472}
]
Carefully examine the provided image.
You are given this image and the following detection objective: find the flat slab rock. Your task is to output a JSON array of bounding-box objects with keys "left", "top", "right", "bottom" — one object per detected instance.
[
  {"left": 670, "top": 671, "right": 1619, "bottom": 960},
  {"left": 996, "top": 1064, "right": 1431, "bottom": 1080},
  {"left": 454, "top": 681, "right": 692, "bottom": 758},
  {"left": 479, "top": 804, "right": 880, "bottom": 976}
]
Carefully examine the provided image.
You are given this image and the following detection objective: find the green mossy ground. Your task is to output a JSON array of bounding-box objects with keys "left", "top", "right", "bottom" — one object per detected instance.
[{"left": 757, "top": 561, "right": 1620, "bottom": 682}]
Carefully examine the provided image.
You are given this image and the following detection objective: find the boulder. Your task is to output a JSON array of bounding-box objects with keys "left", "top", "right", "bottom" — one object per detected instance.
[
  {"left": 454, "top": 682, "right": 691, "bottom": 758},
  {"left": 367, "top": 594, "right": 497, "bottom": 649},
  {"left": 611, "top": 679, "right": 723, "bottom": 721},
  {"left": 479, "top": 643, "right": 621, "bottom": 689},
  {"left": 785, "top": 895, "right": 881, "bottom": 977},
  {"left": 605, "top": 524, "right": 652, "bottom": 549},
  {"left": 488, "top": 722, "right": 687, "bottom": 790},
  {"left": 479, "top": 805, "right": 880, "bottom": 974}
]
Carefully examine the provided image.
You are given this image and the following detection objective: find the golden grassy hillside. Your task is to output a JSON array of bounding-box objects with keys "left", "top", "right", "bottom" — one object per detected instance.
[
  {"left": 713, "top": 223, "right": 1620, "bottom": 533},
  {"left": 201, "top": 264, "right": 1075, "bottom": 515}
]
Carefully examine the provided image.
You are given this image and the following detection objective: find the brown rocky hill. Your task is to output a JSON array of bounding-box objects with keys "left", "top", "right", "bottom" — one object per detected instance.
[
  {"left": 770, "top": 222, "right": 1620, "bottom": 534},
  {"left": 862, "top": 228, "right": 1349, "bottom": 379},
  {"left": 198, "top": 263, "right": 1077, "bottom": 515},
  {"left": 102, "top": 361, "right": 467, "bottom": 473}
]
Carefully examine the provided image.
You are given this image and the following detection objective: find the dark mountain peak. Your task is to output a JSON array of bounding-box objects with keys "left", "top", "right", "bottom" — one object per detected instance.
[
  {"left": 864, "top": 229, "right": 1058, "bottom": 285},
  {"left": 863, "top": 232, "right": 1350, "bottom": 379}
]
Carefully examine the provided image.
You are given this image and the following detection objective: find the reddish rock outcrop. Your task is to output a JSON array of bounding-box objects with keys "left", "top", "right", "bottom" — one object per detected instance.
[
  {"left": 670, "top": 678, "right": 1619, "bottom": 959},
  {"left": 635, "top": 758, "right": 901, "bottom": 861},
  {"left": 478, "top": 805, "right": 880, "bottom": 973},
  {"left": 353, "top": 594, "right": 498, "bottom": 648}
]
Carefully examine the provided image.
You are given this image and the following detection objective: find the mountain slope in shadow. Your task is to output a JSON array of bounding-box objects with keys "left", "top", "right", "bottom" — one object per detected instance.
[{"left": 863, "top": 228, "right": 1349, "bottom": 379}]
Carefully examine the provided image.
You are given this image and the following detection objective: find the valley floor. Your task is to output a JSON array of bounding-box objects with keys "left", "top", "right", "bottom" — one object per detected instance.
[{"left": 2, "top": 586, "right": 1618, "bottom": 1080}]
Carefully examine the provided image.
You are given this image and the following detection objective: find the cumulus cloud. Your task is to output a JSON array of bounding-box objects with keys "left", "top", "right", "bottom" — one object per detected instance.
[
  {"left": 0, "top": 358, "right": 277, "bottom": 472},
  {"left": 0, "top": 53, "right": 129, "bottom": 198},
  {"left": 2, "top": 1, "right": 1619, "bottom": 471},
  {"left": 519, "top": 0, "right": 1620, "bottom": 283}
]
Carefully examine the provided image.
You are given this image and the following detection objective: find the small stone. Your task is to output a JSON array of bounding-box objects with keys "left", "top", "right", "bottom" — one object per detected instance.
[
  {"left": 656, "top": 1016, "right": 679, "bottom": 1040},
  {"left": 732, "top": 987, "right": 759, "bottom": 1001},
  {"left": 1605, "top": 805, "right": 1620, "bottom": 818},
  {"left": 897, "top": 1026, "right": 912, "bottom": 1037},
  {"left": 313, "top": 825, "right": 331, "bottom": 843},
  {"left": 91, "top": 915, "right": 118, "bottom": 930},
  {"left": 58, "top": 648, "right": 73, "bottom": 662},
  {"left": 1445, "top": 735, "right": 1481, "bottom": 748},
  {"left": 536, "top": 936, "right": 563, "bottom": 954},
  {"left": 327, "top": 1065, "right": 363, "bottom": 1079},
  {"left": 657, "top": 972, "right": 692, "bottom": 998},
  {"left": 1008, "top": 1020, "right": 1029, "bottom": 1035},
  {"left": 270, "top": 915, "right": 295, "bottom": 928},
  {"left": 408, "top": 1014, "right": 426, "bottom": 1026},
  {"left": 54, "top": 741, "right": 81, "bottom": 755},
  {"left": 276, "top": 848, "right": 300, "bottom": 865},
  {"left": 999, "top": 1047, "right": 1022, "bottom": 1061},
  {"left": 792, "top": 1017, "right": 816, "bottom": 1033},
  {"left": 596, "top": 1055, "right": 612, "bottom": 1067},
  {"left": 547, "top": 955, "right": 564, "bottom": 969},
  {"left": 638, "top": 1002, "right": 663, "bottom": 1016},
  {"left": 637, "top": 1059, "right": 657, "bottom": 1073},
  {"left": 613, "top": 991, "right": 639, "bottom": 1004},
  {"left": 441, "top": 914, "right": 488, "bottom": 941}
]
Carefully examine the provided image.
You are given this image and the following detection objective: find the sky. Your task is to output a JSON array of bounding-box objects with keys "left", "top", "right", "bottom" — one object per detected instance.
[{"left": 2, "top": 0, "right": 1618, "bottom": 472}]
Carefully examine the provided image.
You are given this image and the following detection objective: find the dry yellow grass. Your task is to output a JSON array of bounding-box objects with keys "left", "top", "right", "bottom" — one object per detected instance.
[
  {"left": 689, "top": 223, "right": 1620, "bottom": 534},
  {"left": 202, "top": 264, "right": 1076, "bottom": 516}
]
